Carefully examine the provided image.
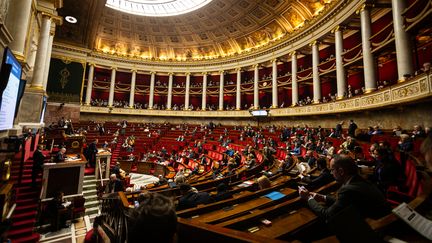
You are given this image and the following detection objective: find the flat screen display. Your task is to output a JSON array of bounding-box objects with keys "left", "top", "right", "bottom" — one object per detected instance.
[
  {"left": 250, "top": 110, "right": 269, "bottom": 117},
  {"left": 0, "top": 48, "right": 22, "bottom": 130}
]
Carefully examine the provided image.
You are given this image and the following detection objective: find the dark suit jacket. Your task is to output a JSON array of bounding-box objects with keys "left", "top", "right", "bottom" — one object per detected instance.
[
  {"left": 108, "top": 179, "right": 124, "bottom": 193},
  {"left": 54, "top": 152, "right": 66, "bottom": 163},
  {"left": 33, "top": 150, "right": 46, "bottom": 169},
  {"left": 308, "top": 175, "right": 391, "bottom": 220},
  {"left": 177, "top": 191, "right": 212, "bottom": 210}
]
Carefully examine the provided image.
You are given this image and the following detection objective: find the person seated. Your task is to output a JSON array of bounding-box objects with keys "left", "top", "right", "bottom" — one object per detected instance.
[
  {"left": 46, "top": 191, "right": 71, "bottom": 231},
  {"left": 372, "top": 126, "right": 383, "bottom": 135},
  {"left": 277, "top": 154, "right": 294, "bottom": 173},
  {"left": 245, "top": 154, "right": 256, "bottom": 169},
  {"left": 107, "top": 174, "right": 124, "bottom": 193},
  {"left": 128, "top": 192, "right": 177, "bottom": 243},
  {"left": 300, "top": 157, "right": 334, "bottom": 189},
  {"left": 84, "top": 216, "right": 103, "bottom": 243},
  {"left": 212, "top": 183, "right": 233, "bottom": 202},
  {"left": 398, "top": 134, "right": 413, "bottom": 153},
  {"left": 299, "top": 156, "right": 391, "bottom": 220},
  {"left": 102, "top": 141, "right": 109, "bottom": 150},
  {"left": 370, "top": 148, "right": 404, "bottom": 193},
  {"left": 257, "top": 175, "right": 272, "bottom": 189},
  {"left": 177, "top": 183, "right": 213, "bottom": 210},
  {"left": 304, "top": 150, "right": 317, "bottom": 167},
  {"left": 112, "top": 162, "right": 126, "bottom": 179},
  {"left": 412, "top": 125, "right": 426, "bottom": 139},
  {"left": 291, "top": 144, "right": 301, "bottom": 156},
  {"left": 54, "top": 147, "right": 67, "bottom": 163}
]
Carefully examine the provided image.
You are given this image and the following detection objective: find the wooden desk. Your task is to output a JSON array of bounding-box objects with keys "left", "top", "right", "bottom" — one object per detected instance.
[
  {"left": 95, "top": 150, "right": 112, "bottom": 180},
  {"left": 41, "top": 156, "right": 86, "bottom": 199},
  {"left": 252, "top": 207, "right": 317, "bottom": 239}
]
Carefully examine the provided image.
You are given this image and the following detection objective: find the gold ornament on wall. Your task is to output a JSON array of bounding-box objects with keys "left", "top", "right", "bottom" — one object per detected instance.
[{"left": 59, "top": 68, "right": 71, "bottom": 89}]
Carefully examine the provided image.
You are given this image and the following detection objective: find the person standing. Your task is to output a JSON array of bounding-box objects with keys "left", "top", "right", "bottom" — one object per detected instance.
[
  {"left": 348, "top": 120, "right": 358, "bottom": 137},
  {"left": 32, "top": 145, "right": 45, "bottom": 187}
]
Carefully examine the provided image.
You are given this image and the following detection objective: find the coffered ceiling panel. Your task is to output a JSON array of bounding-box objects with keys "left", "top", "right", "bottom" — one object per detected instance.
[{"left": 55, "top": 0, "right": 337, "bottom": 61}]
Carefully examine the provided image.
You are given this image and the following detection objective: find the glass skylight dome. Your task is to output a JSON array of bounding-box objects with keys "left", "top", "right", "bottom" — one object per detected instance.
[{"left": 106, "top": 0, "right": 213, "bottom": 17}]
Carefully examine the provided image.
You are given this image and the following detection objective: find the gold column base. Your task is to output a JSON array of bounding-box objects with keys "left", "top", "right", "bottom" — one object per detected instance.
[
  {"left": 336, "top": 96, "right": 344, "bottom": 100},
  {"left": 363, "top": 88, "right": 376, "bottom": 94},
  {"left": 313, "top": 100, "right": 320, "bottom": 104}
]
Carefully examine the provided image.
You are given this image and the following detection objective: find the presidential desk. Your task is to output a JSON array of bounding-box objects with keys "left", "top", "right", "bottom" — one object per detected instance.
[{"left": 41, "top": 155, "right": 87, "bottom": 200}]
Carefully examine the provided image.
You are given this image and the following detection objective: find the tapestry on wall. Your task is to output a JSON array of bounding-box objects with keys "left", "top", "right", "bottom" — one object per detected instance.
[{"left": 46, "top": 58, "right": 84, "bottom": 103}]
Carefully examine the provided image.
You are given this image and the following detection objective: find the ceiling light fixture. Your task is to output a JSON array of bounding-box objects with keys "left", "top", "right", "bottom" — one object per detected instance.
[{"left": 65, "top": 16, "right": 77, "bottom": 24}]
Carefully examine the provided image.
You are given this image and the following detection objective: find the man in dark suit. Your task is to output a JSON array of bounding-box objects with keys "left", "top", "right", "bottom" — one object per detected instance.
[
  {"left": 348, "top": 120, "right": 358, "bottom": 137},
  {"left": 87, "top": 139, "right": 98, "bottom": 167},
  {"left": 108, "top": 174, "right": 124, "bottom": 193},
  {"left": 177, "top": 183, "right": 212, "bottom": 210},
  {"left": 32, "top": 145, "right": 45, "bottom": 187},
  {"left": 54, "top": 147, "right": 67, "bottom": 163},
  {"left": 299, "top": 156, "right": 391, "bottom": 220}
]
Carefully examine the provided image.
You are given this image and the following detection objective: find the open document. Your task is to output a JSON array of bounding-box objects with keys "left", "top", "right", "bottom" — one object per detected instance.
[{"left": 392, "top": 202, "right": 432, "bottom": 240}]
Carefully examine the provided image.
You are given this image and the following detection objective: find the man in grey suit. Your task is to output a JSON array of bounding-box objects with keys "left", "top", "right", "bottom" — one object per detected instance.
[{"left": 299, "top": 156, "right": 391, "bottom": 220}]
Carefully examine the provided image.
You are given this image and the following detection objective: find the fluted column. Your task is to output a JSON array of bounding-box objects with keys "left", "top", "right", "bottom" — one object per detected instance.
[
  {"left": 84, "top": 63, "right": 95, "bottom": 105},
  {"left": 185, "top": 72, "right": 191, "bottom": 110},
  {"left": 148, "top": 71, "right": 156, "bottom": 109},
  {"left": 166, "top": 73, "right": 174, "bottom": 110},
  {"left": 129, "top": 69, "right": 136, "bottom": 108},
  {"left": 236, "top": 68, "right": 241, "bottom": 110},
  {"left": 42, "top": 28, "right": 55, "bottom": 90},
  {"left": 359, "top": 4, "right": 377, "bottom": 93},
  {"left": 202, "top": 73, "right": 207, "bottom": 110},
  {"left": 108, "top": 67, "right": 117, "bottom": 107},
  {"left": 6, "top": 0, "right": 33, "bottom": 59},
  {"left": 253, "top": 64, "right": 259, "bottom": 109},
  {"left": 391, "top": 0, "right": 414, "bottom": 80},
  {"left": 31, "top": 14, "right": 52, "bottom": 89},
  {"left": 219, "top": 71, "right": 224, "bottom": 110},
  {"left": 291, "top": 51, "right": 298, "bottom": 106},
  {"left": 271, "top": 59, "right": 278, "bottom": 108},
  {"left": 334, "top": 26, "right": 346, "bottom": 99},
  {"left": 311, "top": 41, "right": 321, "bottom": 103}
]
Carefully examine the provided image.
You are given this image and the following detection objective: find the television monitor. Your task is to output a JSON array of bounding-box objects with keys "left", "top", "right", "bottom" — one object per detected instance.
[
  {"left": 0, "top": 48, "right": 22, "bottom": 131},
  {"left": 250, "top": 110, "right": 269, "bottom": 117}
]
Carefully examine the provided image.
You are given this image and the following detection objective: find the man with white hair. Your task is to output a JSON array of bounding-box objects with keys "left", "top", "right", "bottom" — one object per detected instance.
[
  {"left": 54, "top": 147, "right": 67, "bottom": 163},
  {"left": 108, "top": 174, "right": 124, "bottom": 193}
]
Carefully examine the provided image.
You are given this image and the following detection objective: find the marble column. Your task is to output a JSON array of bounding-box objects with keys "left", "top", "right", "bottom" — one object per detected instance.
[
  {"left": 185, "top": 72, "right": 190, "bottom": 110},
  {"left": 334, "top": 26, "right": 347, "bottom": 99},
  {"left": 84, "top": 63, "right": 95, "bottom": 105},
  {"left": 108, "top": 67, "right": 116, "bottom": 107},
  {"left": 31, "top": 14, "right": 52, "bottom": 89},
  {"left": 148, "top": 71, "right": 155, "bottom": 109},
  {"left": 291, "top": 51, "right": 298, "bottom": 106},
  {"left": 236, "top": 68, "right": 241, "bottom": 110},
  {"left": 129, "top": 69, "right": 136, "bottom": 108},
  {"left": 391, "top": 0, "right": 414, "bottom": 80},
  {"left": 167, "top": 73, "right": 173, "bottom": 110},
  {"left": 5, "top": 0, "right": 32, "bottom": 59},
  {"left": 254, "top": 64, "right": 259, "bottom": 109},
  {"left": 271, "top": 59, "right": 278, "bottom": 108},
  {"left": 219, "top": 71, "right": 224, "bottom": 110},
  {"left": 42, "top": 29, "right": 55, "bottom": 90},
  {"left": 311, "top": 41, "right": 321, "bottom": 103},
  {"left": 359, "top": 4, "right": 377, "bottom": 93},
  {"left": 202, "top": 73, "right": 207, "bottom": 110}
]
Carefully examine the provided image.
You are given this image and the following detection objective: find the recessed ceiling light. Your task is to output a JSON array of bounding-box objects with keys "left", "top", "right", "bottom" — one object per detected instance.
[{"left": 65, "top": 16, "right": 77, "bottom": 24}]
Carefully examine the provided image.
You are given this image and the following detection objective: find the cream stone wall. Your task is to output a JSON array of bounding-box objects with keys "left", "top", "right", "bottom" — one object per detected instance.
[{"left": 79, "top": 100, "right": 432, "bottom": 130}]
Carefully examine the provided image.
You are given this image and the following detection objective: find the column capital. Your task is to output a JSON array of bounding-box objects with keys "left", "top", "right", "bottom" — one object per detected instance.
[
  {"left": 168, "top": 72, "right": 174, "bottom": 76},
  {"left": 235, "top": 67, "right": 242, "bottom": 72},
  {"left": 131, "top": 69, "right": 137, "bottom": 73},
  {"left": 356, "top": 3, "right": 374, "bottom": 14},
  {"left": 185, "top": 72, "right": 191, "bottom": 76},
  {"left": 290, "top": 51, "right": 297, "bottom": 56},
  {"left": 149, "top": 71, "right": 156, "bottom": 75},
  {"left": 253, "top": 64, "right": 260, "bottom": 69},
  {"left": 271, "top": 58, "right": 278, "bottom": 63},
  {"left": 202, "top": 72, "right": 208, "bottom": 76},
  {"left": 110, "top": 66, "right": 117, "bottom": 70},
  {"left": 219, "top": 70, "right": 225, "bottom": 74},
  {"left": 331, "top": 25, "right": 345, "bottom": 33},
  {"left": 309, "top": 40, "right": 319, "bottom": 46},
  {"left": 88, "top": 62, "right": 96, "bottom": 67}
]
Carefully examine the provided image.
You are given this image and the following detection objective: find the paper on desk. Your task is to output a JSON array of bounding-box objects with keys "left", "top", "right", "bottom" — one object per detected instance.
[
  {"left": 62, "top": 201, "right": 72, "bottom": 207},
  {"left": 392, "top": 202, "right": 432, "bottom": 240}
]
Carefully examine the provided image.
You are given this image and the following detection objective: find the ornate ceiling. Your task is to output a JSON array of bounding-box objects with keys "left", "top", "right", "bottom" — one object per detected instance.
[{"left": 55, "top": 0, "right": 337, "bottom": 62}]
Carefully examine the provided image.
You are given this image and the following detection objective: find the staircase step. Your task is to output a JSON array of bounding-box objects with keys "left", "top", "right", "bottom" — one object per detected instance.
[
  {"left": 13, "top": 211, "right": 37, "bottom": 220},
  {"left": 16, "top": 191, "right": 38, "bottom": 198},
  {"left": 84, "top": 201, "right": 99, "bottom": 208},
  {"left": 84, "top": 175, "right": 96, "bottom": 179},
  {"left": 8, "top": 227, "right": 34, "bottom": 237},
  {"left": 9, "top": 232, "right": 40, "bottom": 243},
  {"left": 16, "top": 198, "right": 38, "bottom": 205},
  {"left": 12, "top": 218, "right": 36, "bottom": 228},
  {"left": 15, "top": 204, "right": 38, "bottom": 212}
]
